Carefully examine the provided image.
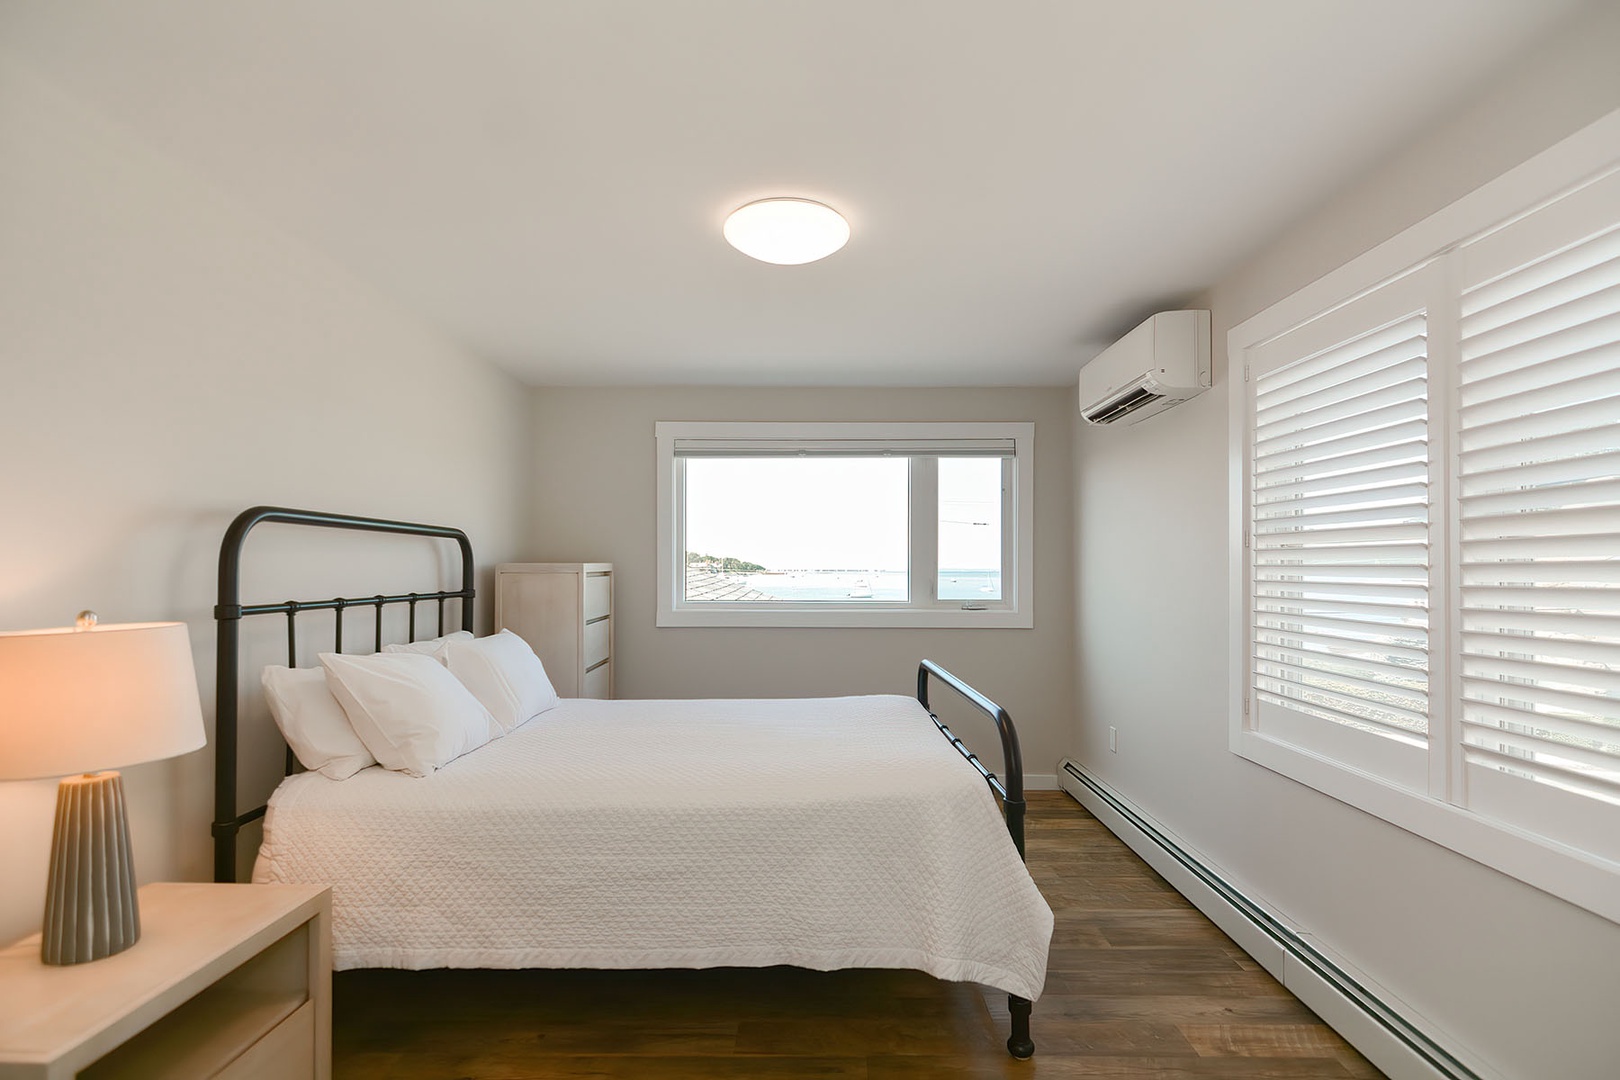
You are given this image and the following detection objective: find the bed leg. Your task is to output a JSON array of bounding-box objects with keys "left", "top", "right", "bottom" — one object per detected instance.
[{"left": 1006, "top": 994, "right": 1034, "bottom": 1059}]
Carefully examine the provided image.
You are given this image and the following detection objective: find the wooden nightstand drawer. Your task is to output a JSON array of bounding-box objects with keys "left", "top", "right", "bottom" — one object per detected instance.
[{"left": 217, "top": 1001, "right": 315, "bottom": 1080}]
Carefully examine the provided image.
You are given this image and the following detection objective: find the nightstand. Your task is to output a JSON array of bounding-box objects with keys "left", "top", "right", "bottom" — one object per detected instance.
[{"left": 0, "top": 882, "right": 330, "bottom": 1079}]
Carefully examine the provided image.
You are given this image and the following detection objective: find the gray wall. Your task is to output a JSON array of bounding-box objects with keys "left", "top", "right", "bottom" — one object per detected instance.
[
  {"left": 1072, "top": 5, "right": 1620, "bottom": 1077},
  {"left": 0, "top": 59, "right": 530, "bottom": 942},
  {"left": 529, "top": 386, "right": 1075, "bottom": 784}
]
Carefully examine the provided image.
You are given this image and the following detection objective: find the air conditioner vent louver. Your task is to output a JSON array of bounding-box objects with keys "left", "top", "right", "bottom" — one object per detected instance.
[
  {"left": 1086, "top": 385, "right": 1164, "bottom": 425},
  {"left": 1078, "top": 310, "right": 1211, "bottom": 426}
]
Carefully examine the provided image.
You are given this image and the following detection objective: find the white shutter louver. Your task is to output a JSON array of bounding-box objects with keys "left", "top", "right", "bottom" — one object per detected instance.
[
  {"left": 1458, "top": 217, "right": 1620, "bottom": 817},
  {"left": 1251, "top": 313, "right": 1431, "bottom": 748}
]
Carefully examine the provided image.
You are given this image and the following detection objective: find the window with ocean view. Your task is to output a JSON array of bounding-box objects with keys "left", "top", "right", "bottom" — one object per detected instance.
[
  {"left": 684, "top": 457, "right": 911, "bottom": 603},
  {"left": 656, "top": 422, "right": 1033, "bottom": 628}
]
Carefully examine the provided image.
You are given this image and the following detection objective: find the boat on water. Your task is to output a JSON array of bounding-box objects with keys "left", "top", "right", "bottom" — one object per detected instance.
[{"left": 848, "top": 577, "right": 873, "bottom": 598}]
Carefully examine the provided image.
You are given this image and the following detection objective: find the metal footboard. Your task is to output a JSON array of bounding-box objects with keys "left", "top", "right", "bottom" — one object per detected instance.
[{"left": 915, "top": 659, "right": 1036, "bottom": 1059}]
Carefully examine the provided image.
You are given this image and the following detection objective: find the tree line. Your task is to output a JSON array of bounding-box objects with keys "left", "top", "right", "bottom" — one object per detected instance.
[{"left": 685, "top": 551, "right": 766, "bottom": 572}]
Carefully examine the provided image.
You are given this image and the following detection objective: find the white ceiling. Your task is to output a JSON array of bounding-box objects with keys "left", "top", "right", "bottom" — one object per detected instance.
[{"left": 0, "top": 1, "right": 1587, "bottom": 387}]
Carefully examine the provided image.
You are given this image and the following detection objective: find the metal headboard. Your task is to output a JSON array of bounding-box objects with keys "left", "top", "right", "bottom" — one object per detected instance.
[{"left": 211, "top": 506, "right": 475, "bottom": 882}]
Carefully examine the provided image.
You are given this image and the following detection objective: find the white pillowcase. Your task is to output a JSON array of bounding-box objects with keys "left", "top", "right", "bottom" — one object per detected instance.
[
  {"left": 321, "top": 651, "right": 501, "bottom": 777},
  {"left": 437, "top": 630, "right": 560, "bottom": 734},
  {"left": 261, "top": 665, "right": 377, "bottom": 780},
  {"left": 381, "top": 630, "right": 473, "bottom": 658}
]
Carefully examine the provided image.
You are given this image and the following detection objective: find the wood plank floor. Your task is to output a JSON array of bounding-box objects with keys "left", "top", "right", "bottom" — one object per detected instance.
[{"left": 333, "top": 791, "right": 1383, "bottom": 1078}]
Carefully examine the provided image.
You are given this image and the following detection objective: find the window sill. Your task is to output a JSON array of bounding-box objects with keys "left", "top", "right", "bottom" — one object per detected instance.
[{"left": 1232, "top": 728, "right": 1620, "bottom": 926}]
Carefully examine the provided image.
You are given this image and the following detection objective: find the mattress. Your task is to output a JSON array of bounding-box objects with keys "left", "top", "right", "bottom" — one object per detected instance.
[{"left": 253, "top": 693, "right": 1053, "bottom": 1000}]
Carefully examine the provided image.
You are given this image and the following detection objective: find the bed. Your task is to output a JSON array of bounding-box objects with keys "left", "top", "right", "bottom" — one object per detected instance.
[{"left": 212, "top": 506, "right": 1053, "bottom": 1058}]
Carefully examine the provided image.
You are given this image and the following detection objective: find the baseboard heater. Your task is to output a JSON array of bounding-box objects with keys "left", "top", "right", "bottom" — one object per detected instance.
[{"left": 1059, "top": 759, "right": 1483, "bottom": 1080}]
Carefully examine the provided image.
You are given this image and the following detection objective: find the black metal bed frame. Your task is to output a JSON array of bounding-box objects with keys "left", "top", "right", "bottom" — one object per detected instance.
[
  {"left": 211, "top": 506, "right": 1036, "bottom": 1059},
  {"left": 211, "top": 506, "right": 475, "bottom": 883},
  {"left": 916, "top": 659, "right": 1035, "bottom": 1058}
]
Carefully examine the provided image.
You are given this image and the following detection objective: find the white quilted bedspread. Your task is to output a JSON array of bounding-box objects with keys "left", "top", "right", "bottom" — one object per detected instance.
[{"left": 254, "top": 694, "right": 1053, "bottom": 1000}]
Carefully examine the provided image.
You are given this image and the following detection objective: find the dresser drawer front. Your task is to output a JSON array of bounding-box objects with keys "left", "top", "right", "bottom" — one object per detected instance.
[
  {"left": 584, "top": 573, "right": 612, "bottom": 620},
  {"left": 583, "top": 660, "right": 612, "bottom": 699},
  {"left": 583, "top": 617, "right": 611, "bottom": 667}
]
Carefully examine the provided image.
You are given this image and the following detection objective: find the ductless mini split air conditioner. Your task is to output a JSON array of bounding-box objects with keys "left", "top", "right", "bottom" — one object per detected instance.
[{"left": 1078, "top": 310, "right": 1211, "bottom": 425}]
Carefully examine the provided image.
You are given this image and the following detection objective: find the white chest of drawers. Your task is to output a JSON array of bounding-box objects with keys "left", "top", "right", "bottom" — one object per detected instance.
[{"left": 494, "top": 563, "right": 614, "bottom": 698}]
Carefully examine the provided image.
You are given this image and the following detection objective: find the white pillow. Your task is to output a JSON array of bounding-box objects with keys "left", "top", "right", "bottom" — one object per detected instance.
[
  {"left": 261, "top": 666, "right": 376, "bottom": 780},
  {"left": 321, "top": 651, "right": 501, "bottom": 776},
  {"left": 382, "top": 630, "right": 473, "bottom": 658},
  {"left": 438, "top": 630, "right": 560, "bottom": 734}
]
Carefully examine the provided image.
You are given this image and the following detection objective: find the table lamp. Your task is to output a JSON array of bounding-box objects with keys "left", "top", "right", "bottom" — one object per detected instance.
[{"left": 0, "top": 613, "right": 206, "bottom": 965}]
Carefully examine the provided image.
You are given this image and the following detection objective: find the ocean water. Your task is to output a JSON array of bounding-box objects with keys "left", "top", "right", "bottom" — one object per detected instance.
[
  {"left": 740, "top": 570, "right": 1001, "bottom": 602},
  {"left": 938, "top": 570, "right": 1004, "bottom": 601}
]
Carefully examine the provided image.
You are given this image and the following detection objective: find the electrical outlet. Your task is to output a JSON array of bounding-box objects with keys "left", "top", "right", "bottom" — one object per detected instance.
[{"left": 1109, "top": 726, "right": 1118, "bottom": 753}]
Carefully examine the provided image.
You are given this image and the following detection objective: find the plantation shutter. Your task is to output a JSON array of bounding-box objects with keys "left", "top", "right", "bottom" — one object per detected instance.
[
  {"left": 1455, "top": 171, "right": 1620, "bottom": 858},
  {"left": 1234, "top": 122, "right": 1620, "bottom": 913},
  {"left": 1247, "top": 276, "right": 1433, "bottom": 788}
]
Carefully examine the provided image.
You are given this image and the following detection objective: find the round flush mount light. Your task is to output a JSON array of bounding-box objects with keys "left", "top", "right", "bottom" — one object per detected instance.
[{"left": 723, "top": 198, "right": 850, "bottom": 265}]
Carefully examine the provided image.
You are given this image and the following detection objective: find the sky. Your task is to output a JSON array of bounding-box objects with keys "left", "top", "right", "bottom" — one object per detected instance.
[{"left": 684, "top": 457, "right": 1000, "bottom": 572}]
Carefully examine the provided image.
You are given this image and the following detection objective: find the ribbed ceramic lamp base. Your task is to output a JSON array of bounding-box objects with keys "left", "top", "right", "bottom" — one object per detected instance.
[{"left": 42, "top": 771, "right": 141, "bottom": 965}]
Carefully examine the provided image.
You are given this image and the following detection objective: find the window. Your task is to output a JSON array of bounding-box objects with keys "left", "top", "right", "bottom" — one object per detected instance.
[
  {"left": 1230, "top": 109, "right": 1620, "bottom": 923},
  {"left": 656, "top": 422, "right": 1034, "bottom": 627}
]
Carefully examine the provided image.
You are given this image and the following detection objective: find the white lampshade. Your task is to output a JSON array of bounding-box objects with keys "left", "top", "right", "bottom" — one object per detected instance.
[
  {"left": 723, "top": 198, "right": 850, "bottom": 265},
  {"left": 0, "top": 620, "right": 206, "bottom": 780}
]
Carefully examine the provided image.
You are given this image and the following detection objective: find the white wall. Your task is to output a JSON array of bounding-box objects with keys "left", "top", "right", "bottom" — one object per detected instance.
[
  {"left": 0, "top": 59, "right": 531, "bottom": 942},
  {"left": 1073, "top": 5, "right": 1620, "bottom": 1078},
  {"left": 529, "top": 386, "right": 1075, "bottom": 784}
]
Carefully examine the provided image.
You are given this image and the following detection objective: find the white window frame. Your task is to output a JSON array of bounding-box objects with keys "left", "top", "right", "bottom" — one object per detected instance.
[
  {"left": 1229, "top": 106, "right": 1620, "bottom": 925},
  {"left": 656, "top": 421, "right": 1035, "bottom": 628}
]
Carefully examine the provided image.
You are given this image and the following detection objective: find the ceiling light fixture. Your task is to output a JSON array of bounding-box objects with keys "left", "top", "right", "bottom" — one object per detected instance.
[{"left": 723, "top": 198, "right": 850, "bottom": 265}]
